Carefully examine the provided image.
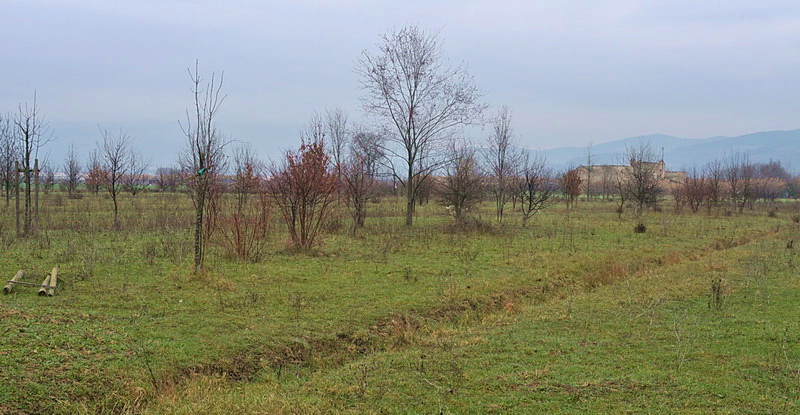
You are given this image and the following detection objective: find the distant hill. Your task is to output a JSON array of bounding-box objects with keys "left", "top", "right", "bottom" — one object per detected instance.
[{"left": 536, "top": 129, "right": 800, "bottom": 172}]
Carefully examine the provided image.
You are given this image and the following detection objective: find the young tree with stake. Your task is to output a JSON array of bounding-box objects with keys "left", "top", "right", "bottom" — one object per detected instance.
[
  {"left": 180, "top": 62, "right": 227, "bottom": 275},
  {"left": 14, "top": 95, "right": 52, "bottom": 236},
  {"left": 0, "top": 114, "right": 18, "bottom": 207}
]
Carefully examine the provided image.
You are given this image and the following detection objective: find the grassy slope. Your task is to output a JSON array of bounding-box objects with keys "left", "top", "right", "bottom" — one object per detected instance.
[
  {"left": 0, "top": 193, "right": 790, "bottom": 413},
  {"left": 149, "top": 218, "right": 800, "bottom": 414}
]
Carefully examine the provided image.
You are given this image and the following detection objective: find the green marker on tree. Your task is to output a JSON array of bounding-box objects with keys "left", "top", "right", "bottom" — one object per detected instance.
[{"left": 197, "top": 168, "right": 207, "bottom": 176}]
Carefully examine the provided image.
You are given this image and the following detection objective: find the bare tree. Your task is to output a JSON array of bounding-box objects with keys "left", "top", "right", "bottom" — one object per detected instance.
[
  {"left": 341, "top": 126, "right": 384, "bottom": 234},
  {"left": 301, "top": 112, "right": 327, "bottom": 146},
  {"left": 682, "top": 167, "right": 708, "bottom": 214},
  {"left": 220, "top": 144, "right": 269, "bottom": 262},
  {"left": 124, "top": 150, "right": 150, "bottom": 199},
  {"left": 755, "top": 160, "right": 791, "bottom": 181},
  {"left": 600, "top": 167, "right": 614, "bottom": 200},
  {"left": 620, "top": 143, "right": 663, "bottom": 217},
  {"left": 14, "top": 95, "right": 52, "bottom": 236},
  {"left": 753, "top": 177, "right": 785, "bottom": 207},
  {"left": 84, "top": 149, "right": 104, "bottom": 195},
  {"left": 753, "top": 160, "right": 789, "bottom": 208},
  {"left": 350, "top": 126, "right": 384, "bottom": 178},
  {"left": 231, "top": 143, "right": 261, "bottom": 214},
  {"left": 342, "top": 152, "right": 375, "bottom": 234},
  {"left": 704, "top": 159, "right": 725, "bottom": 214},
  {"left": 439, "top": 141, "right": 485, "bottom": 223},
  {"left": 561, "top": 168, "right": 582, "bottom": 209},
  {"left": 483, "top": 106, "right": 521, "bottom": 223},
  {"left": 671, "top": 180, "right": 686, "bottom": 214},
  {"left": 99, "top": 128, "right": 131, "bottom": 228},
  {"left": 179, "top": 61, "right": 227, "bottom": 275},
  {"left": 155, "top": 166, "right": 181, "bottom": 192},
  {"left": 725, "top": 152, "right": 753, "bottom": 213},
  {"left": 325, "top": 108, "right": 348, "bottom": 177},
  {"left": 613, "top": 173, "right": 629, "bottom": 219},
  {"left": 584, "top": 142, "right": 594, "bottom": 199},
  {"left": 40, "top": 156, "right": 55, "bottom": 194},
  {"left": 516, "top": 153, "right": 556, "bottom": 227},
  {"left": 0, "top": 114, "right": 18, "bottom": 207},
  {"left": 63, "top": 144, "right": 81, "bottom": 198},
  {"left": 357, "top": 25, "right": 485, "bottom": 226}
]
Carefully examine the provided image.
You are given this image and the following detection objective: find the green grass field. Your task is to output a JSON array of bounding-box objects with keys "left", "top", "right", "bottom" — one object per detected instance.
[{"left": 1, "top": 192, "right": 797, "bottom": 414}]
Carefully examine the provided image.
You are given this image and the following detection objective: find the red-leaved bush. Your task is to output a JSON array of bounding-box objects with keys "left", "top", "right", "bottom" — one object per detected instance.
[{"left": 268, "top": 142, "right": 338, "bottom": 250}]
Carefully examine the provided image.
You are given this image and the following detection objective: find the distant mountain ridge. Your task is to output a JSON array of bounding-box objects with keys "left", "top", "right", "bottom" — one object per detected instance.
[{"left": 536, "top": 129, "right": 800, "bottom": 172}]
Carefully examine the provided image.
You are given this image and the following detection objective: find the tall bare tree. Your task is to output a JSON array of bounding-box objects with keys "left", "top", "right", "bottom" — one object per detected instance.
[
  {"left": 99, "top": 128, "right": 131, "bottom": 228},
  {"left": 0, "top": 114, "right": 18, "bottom": 207},
  {"left": 357, "top": 25, "right": 485, "bottom": 226},
  {"left": 483, "top": 106, "right": 521, "bottom": 223},
  {"left": 180, "top": 61, "right": 227, "bottom": 275},
  {"left": 14, "top": 95, "right": 52, "bottom": 236},
  {"left": 63, "top": 144, "right": 81, "bottom": 198}
]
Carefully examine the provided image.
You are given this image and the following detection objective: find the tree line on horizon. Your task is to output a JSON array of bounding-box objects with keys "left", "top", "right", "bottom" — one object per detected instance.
[{"left": 1, "top": 25, "right": 797, "bottom": 273}]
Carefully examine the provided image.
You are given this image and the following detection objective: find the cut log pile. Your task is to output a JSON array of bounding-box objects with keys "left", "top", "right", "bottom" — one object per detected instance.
[{"left": 3, "top": 267, "right": 59, "bottom": 296}]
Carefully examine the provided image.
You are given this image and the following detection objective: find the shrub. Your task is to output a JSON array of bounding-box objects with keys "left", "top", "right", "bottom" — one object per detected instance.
[
  {"left": 268, "top": 142, "right": 338, "bottom": 251},
  {"left": 219, "top": 191, "right": 271, "bottom": 261}
]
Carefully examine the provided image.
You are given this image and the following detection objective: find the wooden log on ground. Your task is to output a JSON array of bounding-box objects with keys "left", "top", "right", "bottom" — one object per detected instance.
[
  {"left": 46, "top": 267, "right": 58, "bottom": 297},
  {"left": 37, "top": 275, "right": 51, "bottom": 296},
  {"left": 3, "top": 270, "right": 24, "bottom": 295}
]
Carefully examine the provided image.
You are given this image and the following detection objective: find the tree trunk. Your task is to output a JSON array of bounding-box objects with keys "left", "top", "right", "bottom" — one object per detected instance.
[
  {"left": 24, "top": 167, "right": 31, "bottom": 236},
  {"left": 112, "top": 194, "right": 119, "bottom": 229},
  {"left": 34, "top": 159, "right": 39, "bottom": 232},
  {"left": 405, "top": 170, "right": 414, "bottom": 226},
  {"left": 194, "top": 180, "right": 206, "bottom": 275},
  {"left": 14, "top": 162, "right": 19, "bottom": 236}
]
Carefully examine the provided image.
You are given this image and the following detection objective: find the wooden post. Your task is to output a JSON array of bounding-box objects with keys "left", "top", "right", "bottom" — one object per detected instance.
[
  {"left": 3, "top": 270, "right": 24, "bottom": 295},
  {"left": 34, "top": 158, "right": 39, "bottom": 232},
  {"left": 37, "top": 274, "right": 51, "bottom": 296},
  {"left": 14, "top": 161, "right": 20, "bottom": 237},
  {"left": 47, "top": 267, "right": 58, "bottom": 297}
]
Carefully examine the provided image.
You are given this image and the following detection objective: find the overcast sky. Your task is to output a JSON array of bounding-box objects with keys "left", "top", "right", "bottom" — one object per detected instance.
[{"left": 3, "top": 0, "right": 799, "bottom": 167}]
